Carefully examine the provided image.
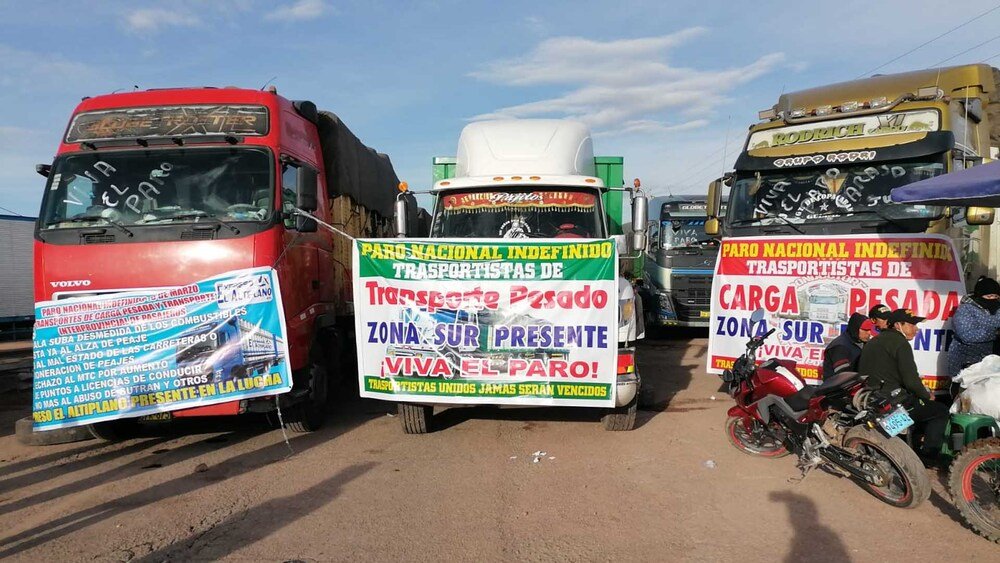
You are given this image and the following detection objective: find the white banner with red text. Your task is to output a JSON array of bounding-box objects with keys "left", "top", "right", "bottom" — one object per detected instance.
[{"left": 707, "top": 234, "right": 964, "bottom": 389}]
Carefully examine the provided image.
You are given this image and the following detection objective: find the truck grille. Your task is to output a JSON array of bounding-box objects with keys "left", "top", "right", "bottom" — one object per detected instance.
[
  {"left": 83, "top": 234, "right": 115, "bottom": 244},
  {"left": 671, "top": 274, "right": 712, "bottom": 321},
  {"left": 180, "top": 229, "right": 215, "bottom": 241}
]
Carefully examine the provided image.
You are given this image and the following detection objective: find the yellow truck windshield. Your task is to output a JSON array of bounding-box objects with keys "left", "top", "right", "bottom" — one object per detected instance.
[{"left": 729, "top": 158, "right": 944, "bottom": 225}]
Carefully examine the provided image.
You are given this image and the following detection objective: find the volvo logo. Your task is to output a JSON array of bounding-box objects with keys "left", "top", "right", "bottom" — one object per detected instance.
[{"left": 50, "top": 280, "right": 92, "bottom": 288}]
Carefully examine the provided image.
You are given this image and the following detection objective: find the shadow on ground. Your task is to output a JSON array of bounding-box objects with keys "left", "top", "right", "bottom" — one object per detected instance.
[
  {"left": 769, "top": 490, "right": 850, "bottom": 563},
  {"left": 0, "top": 391, "right": 384, "bottom": 558}
]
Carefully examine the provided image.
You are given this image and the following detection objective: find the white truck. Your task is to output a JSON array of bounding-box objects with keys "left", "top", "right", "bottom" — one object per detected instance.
[{"left": 393, "top": 119, "right": 648, "bottom": 431}]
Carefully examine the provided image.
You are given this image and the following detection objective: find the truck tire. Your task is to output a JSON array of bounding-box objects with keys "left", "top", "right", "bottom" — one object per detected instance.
[
  {"left": 15, "top": 417, "right": 93, "bottom": 446},
  {"left": 399, "top": 403, "right": 433, "bottom": 434},
  {"left": 602, "top": 394, "right": 638, "bottom": 431},
  {"left": 285, "top": 361, "right": 328, "bottom": 433},
  {"left": 87, "top": 419, "right": 140, "bottom": 442}
]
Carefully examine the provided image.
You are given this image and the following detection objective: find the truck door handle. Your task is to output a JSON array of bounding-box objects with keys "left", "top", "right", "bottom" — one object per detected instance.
[{"left": 312, "top": 280, "right": 320, "bottom": 289}]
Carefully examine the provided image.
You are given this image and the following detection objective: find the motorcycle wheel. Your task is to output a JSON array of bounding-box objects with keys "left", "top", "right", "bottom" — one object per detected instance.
[
  {"left": 725, "top": 416, "right": 789, "bottom": 458},
  {"left": 947, "top": 437, "right": 1000, "bottom": 543},
  {"left": 843, "top": 426, "right": 931, "bottom": 508}
]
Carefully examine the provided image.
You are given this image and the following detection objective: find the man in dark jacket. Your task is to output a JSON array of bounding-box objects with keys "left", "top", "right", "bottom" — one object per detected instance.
[
  {"left": 857, "top": 309, "right": 949, "bottom": 459},
  {"left": 822, "top": 313, "right": 873, "bottom": 375}
]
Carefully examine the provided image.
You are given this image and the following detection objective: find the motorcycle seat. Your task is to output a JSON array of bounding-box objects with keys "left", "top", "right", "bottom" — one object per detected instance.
[
  {"left": 784, "top": 372, "right": 862, "bottom": 411},
  {"left": 815, "top": 371, "right": 861, "bottom": 393}
]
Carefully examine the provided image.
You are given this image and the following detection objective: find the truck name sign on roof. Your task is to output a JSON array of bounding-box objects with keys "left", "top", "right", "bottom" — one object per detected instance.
[
  {"left": 442, "top": 191, "right": 596, "bottom": 210},
  {"left": 748, "top": 110, "right": 940, "bottom": 150},
  {"left": 66, "top": 105, "right": 269, "bottom": 143}
]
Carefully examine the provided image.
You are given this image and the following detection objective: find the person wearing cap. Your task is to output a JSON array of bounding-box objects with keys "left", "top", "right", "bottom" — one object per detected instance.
[
  {"left": 868, "top": 304, "right": 891, "bottom": 333},
  {"left": 858, "top": 308, "right": 949, "bottom": 460},
  {"left": 947, "top": 276, "right": 1000, "bottom": 377},
  {"left": 822, "top": 313, "right": 873, "bottom": 376}
]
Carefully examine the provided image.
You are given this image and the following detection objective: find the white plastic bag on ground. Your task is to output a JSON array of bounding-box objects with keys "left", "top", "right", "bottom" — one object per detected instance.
[{"left": 951, "top": 355, "right": 1000, "bottom": 419}]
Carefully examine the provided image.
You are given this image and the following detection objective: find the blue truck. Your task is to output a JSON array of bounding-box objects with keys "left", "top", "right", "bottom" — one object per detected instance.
[
  {"left": 642, "top": 197, "right": 725, "bottom": 328},
  {"left": 175, "top": 316, "right": 285, "bottom": 383}
]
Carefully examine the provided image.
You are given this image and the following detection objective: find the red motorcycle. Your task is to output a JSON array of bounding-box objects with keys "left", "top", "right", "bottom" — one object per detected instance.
[{"left": 720, "top": 310, "right": 931, "bottom": 508}]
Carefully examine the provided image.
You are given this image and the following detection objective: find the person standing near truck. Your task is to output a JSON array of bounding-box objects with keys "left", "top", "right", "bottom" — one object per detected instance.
[
  {"left": 948, "top": 276, "right": 1000, "bottom": 377},
  {"left": 858, "top": 309, "right": 949, "bottom": 460}
]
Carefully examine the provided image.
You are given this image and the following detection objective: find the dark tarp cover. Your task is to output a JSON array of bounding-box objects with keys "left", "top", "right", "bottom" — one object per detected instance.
[
  {"left": 317, "top": 111, "right": 399, "bottom": 217},
  {"left": 890, "top": 160, "right": 1000, "bottom": 207}
]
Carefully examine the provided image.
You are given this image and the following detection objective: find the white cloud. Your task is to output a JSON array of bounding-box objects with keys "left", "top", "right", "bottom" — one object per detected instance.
[
  {"left": 123, "top": 8, "right": 201, "bottom": 33},
  {"left": 264, "top": 0, "right": 328, "bottom": 21},
  {"left": 598, "top": 119, "right": 710, "bottom": 137},
  {"left": 522, "top": 15, "right": 547, "bottom": 36},
  {"left": 0, "top": 44, "right": 108, "bottom": 93},
  {"left": 468, "top": 29, "right": 785, "bottom": 134}
]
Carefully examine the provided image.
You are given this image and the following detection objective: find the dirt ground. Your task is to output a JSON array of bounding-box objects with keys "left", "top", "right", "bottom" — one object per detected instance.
[{"left": 0, "top": 332, "right": 996, "bottom": 562}]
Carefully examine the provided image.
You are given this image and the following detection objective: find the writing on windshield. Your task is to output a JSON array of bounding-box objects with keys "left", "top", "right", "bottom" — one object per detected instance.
[
  {"left": 661, "top": 219, "right": 713, "bottom": 248},
  {"left": 729, "top": 159, "right": 943, "bottom": 224},
  {"left": 41, "top": 147, "right": 272, "bottom": 229}
]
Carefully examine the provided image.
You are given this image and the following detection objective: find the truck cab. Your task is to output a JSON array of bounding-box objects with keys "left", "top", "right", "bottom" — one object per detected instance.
[
  {"left": 394, "top": 119, "right": 647, "bottom": 432},
  {"left": 34, "top": 87, "right": 398, "bottom": 437},
  {"left": 643, "top": 197, "right": 725, "bottom": 327}
]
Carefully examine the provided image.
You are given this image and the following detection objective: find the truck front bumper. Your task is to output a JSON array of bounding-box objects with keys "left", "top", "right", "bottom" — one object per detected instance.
[{"left": 649, "top": 291, "right": 710, "bottom": 328}]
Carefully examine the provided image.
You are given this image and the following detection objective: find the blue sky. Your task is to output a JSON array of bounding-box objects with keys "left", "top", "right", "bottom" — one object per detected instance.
[{"left": 2, "top": 0, "right": 1000, "bottom": 216}]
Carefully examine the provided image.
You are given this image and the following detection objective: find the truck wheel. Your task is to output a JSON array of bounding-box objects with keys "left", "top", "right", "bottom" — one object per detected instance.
[
  {"left": 399, "top": 403, "right": 433, "bottom": 434},
  {"left": 15, "top": 417, "right": 93, "bottom": 446},
  {"left": 602, "top": 395, "right": 638, "bottom": 431},
  {"left": 285, "top": 362, "right": 328, "bottom": 433},
  {"left": 87, "top": 419, "right": 140, "bottom": 442}
]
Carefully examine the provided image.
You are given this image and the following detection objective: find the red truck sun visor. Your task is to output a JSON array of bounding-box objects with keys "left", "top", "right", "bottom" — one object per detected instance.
[{"left": 66, "top": 105, "right": 269, "bottom": 143}]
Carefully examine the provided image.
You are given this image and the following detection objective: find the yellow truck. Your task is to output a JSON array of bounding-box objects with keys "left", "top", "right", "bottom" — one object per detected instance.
[{"left": 705, "top": 64, "right": 1000, "bottom": 390}]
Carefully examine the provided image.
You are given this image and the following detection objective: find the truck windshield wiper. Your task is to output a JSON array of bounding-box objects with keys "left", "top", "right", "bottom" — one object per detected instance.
[
  {"left": 166, "top": 212, "right": 240, "bottom": 234},
  {"left": 64, "top": 215, "right": 134, "bottom": 237}
]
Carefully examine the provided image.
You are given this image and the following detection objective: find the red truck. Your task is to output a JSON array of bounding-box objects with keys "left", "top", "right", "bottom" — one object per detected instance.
[{"left": 33, "top": 86, "right": 401, "bottom": 439}]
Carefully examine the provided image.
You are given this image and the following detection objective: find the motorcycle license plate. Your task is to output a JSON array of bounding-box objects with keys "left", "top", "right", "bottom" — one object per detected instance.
[{"left": 878, "top": 407, "right": 914, "bottom": 437}]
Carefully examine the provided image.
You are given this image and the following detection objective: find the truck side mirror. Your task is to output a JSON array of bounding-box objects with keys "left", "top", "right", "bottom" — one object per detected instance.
[
  {"left": 707, "top": 178, "right": 722, "bottom": 217},
  {"left": 297, "top": 167, "right": 318, "bottom": 212},
  {"left": 631, "top": 194, "right": 648, "bottom": 252},
  {"left": 966, "top": 206, "right": 995, "bottom": 225},
  {"left": 395, "top": 196, "right": 409, "bottom": 238},
  {"left": 36, "top": 163, "right": 51, "bottom": 178},
  {"left": 705, "top": 217, "right": 720, "bottom": 236},
  {"left": 296, "top": 214, "right": 317, "bottom": 233}
]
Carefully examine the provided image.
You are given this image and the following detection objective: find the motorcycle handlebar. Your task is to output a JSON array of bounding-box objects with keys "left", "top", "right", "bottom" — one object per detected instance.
[{"left": 746, "top": 327, "right": 776, "bottom": 350}]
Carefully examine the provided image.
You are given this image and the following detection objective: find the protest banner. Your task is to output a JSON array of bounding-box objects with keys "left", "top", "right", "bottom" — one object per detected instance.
[
  {"left": 32, "top": 267, "right": 292, "bottom": 430},
  {"left": 353, "top": 239, "right": 618, "bottom": 407},
  {"left": 707, "top": 234, "right": 964, "bottom": 389}
]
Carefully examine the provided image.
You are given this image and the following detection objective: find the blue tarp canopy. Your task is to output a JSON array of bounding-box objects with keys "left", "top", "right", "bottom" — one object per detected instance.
[{"left": 891, "top": 160, "right": 1000, "bottom": 207}]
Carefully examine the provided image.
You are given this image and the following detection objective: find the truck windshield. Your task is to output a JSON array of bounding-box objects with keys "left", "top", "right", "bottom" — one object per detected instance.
[
  {"left": 727, "top": 158, "right": 944, "bottom": 225},
  {"left": 40, "top": 147, "right": 272, "bottom": 229},
  {"left": 660, "top": 218, "right": 714, "bottom": 249},
  {"left": 432, "top": 188, "right": 605, "bottom": 238}
]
